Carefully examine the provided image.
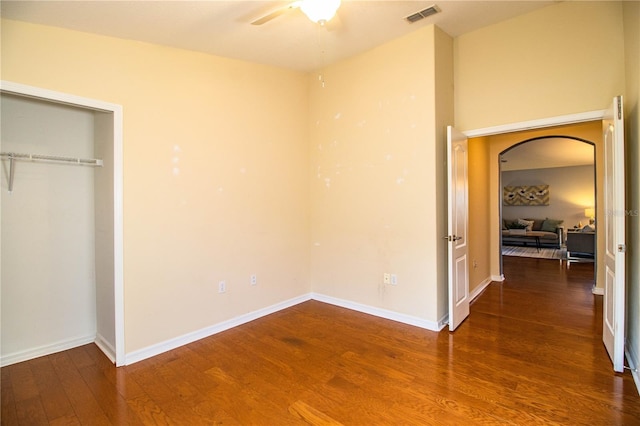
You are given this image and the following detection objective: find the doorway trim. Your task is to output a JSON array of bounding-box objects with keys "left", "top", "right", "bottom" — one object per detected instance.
[
  {"left": 464, "top": 110, "right": 607, "bottom": 138},
  {"left": 1, "top": 80, "right": 125, "bottom": 366}
]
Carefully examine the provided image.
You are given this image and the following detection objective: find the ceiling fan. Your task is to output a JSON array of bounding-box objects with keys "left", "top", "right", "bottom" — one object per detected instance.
[{"left": 251, "top": 0, "right": 341, "bottom": 26}]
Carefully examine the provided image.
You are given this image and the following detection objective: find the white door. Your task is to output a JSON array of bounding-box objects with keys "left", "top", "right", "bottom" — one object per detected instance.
[
  {"left": 447, "top": 126, "right": 470, "bottom": 331},
  {"left": 602, "top": 95, "right": 626, "bottom": 372}
]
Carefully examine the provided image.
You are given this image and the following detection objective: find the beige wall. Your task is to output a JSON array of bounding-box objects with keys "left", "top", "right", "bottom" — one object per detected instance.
[
  {"left": 308, "top": 25, "right": 452, "bottom": 325},
  {"left": 623, "top": 0, "right": 640, "bottom": 378},
  {"left": 468, "top": 137, "right": 491, "bottom": 293},
  {"left": 1, "top": 20, "right": 311, "bottom": 353},
  {"left": 455, "top": 1, "right": 626, "bottom": 131}
]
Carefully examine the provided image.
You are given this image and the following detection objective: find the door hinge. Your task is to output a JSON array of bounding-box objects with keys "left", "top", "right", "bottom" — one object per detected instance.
[
  {"left": 618, "top": 244, "right": 626, "bottom": 253},
  {"left": 617, "top": 97, "right": 622, "bottom": 120}
]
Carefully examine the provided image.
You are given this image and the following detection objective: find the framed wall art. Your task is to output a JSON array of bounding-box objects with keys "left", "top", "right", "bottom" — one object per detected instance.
[{"left": 503, "top": 185, "right": 550, "bottom": 206}]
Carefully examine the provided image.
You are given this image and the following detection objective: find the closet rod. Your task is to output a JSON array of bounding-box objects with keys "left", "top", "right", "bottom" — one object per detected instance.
[
  {"left": 0, "top": 152, "right": 103, "bottom": 193},
  {"left": 0, "top": 152, "right": 103, "bottom": 166}
]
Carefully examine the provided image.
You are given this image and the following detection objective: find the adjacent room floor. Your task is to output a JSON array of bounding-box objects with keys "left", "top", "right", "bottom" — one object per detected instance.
[{"left": 2, "top": 257, "right": 639, "bottom": 425}]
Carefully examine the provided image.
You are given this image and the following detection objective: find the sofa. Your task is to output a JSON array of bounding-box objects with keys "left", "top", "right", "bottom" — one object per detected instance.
[{"left": 502, "top": 218, "right": 564, "bottom": 249}]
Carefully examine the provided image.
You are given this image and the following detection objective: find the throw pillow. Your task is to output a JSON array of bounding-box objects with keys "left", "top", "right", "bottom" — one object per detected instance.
[
  {"left": 517, "top": 218, "right": 534, "bottom": 231},
  {"left": 541, "top": 218, "right": 564, "bottom": 232}
]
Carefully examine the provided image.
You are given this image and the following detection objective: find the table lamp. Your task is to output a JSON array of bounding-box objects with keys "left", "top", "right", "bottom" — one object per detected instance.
[{"left": 585, "top": 208, "right": 595, "bottom": 225}]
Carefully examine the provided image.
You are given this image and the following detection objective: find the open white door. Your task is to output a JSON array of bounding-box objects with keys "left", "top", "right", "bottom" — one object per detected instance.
[
  {"left": 447, "top": 126, "right": 470, "bottom": 331},
  {"left": 602, "top": 95, "right": 626, "bottom": 372}
]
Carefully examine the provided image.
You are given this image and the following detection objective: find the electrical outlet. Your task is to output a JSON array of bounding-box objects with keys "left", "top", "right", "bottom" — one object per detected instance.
[
  {"left": 251, "top": 274, "right": 257, "bottom": 286},
  {"left": 383, "top": 273, "right": 390, "bottom": 284},
  {"left": 218, "top": 280, "right": 226, "bottom": 293},
  {"left": 391, "top": 274, "right": 397, "bottom": 285}
]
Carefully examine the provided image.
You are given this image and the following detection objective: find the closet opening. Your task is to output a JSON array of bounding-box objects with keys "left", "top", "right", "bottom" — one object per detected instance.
[{"left": 0, "top": 82, "right": 123, "bottom": 367}]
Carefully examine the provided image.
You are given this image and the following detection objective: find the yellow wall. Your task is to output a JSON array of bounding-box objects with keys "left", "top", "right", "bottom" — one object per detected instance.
[
  {"left": 455, "top": 1, "right": 626, "bottom": 130},
  {"left": 308, "top": 25, "right": 453, "bottom": 324},
  {"left": 1, "top": 20, "right": 311, "bottom": 353},
  {"left": 467, "top": 137, "right": 491, "bottom": 292}
]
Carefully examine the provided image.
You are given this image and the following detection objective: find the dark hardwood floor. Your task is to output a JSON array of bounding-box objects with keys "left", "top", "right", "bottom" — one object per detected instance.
[{"left": 2, "top": 257, "right": 639, "bottom": 425}]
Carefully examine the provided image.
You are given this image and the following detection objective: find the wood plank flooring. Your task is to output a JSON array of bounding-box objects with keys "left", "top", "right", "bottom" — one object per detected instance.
[{"left": 2, "top": 257, "right": 639, "bottom": 425}]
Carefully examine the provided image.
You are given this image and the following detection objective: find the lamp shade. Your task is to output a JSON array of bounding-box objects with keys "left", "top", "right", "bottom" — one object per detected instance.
[
  {"left": 300, "top": 0, "right": 341, "bottom": 24},
  {"left": 585, "top": 208, "right": 595, "bottom": 218}
]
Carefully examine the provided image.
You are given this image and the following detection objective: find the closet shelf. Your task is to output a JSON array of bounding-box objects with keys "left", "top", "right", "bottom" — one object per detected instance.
[
  {"left": 1, "top": 151, "right": 103, "bottom": 193},
  {"left": 0, "top": 152, "right": 103, "bottom": 166}
]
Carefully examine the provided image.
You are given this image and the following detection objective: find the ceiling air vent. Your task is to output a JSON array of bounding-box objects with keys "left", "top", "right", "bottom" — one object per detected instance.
[{"left": 405, "top": 5, "right": 441, "bottom": 23}]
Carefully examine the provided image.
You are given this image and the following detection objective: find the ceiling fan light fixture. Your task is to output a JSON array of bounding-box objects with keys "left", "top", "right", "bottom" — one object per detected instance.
[{"left": 300, "top": 0, "right": 341, "bottom": 24}]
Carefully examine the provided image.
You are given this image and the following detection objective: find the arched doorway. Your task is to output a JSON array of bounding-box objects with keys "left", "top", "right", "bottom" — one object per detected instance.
[{"left": 499, "top": 136, "right": 596, "bottom": 277}]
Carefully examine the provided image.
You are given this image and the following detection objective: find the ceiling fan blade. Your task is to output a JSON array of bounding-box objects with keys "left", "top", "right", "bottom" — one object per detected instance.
[{"left": 251, "top": 2, "right": 300, "bottom": 26}]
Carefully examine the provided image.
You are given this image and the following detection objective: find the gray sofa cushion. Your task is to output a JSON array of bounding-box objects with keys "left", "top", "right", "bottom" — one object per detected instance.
[{"left": 541, "top": 218, "right": 564, "bottom": 232}]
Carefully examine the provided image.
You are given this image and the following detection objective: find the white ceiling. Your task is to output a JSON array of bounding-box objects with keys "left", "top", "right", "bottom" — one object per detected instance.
[
  {"left": 501, "top": 138, "right": 595, "bottom": 172},
  {"left": 1, "top": 0, "right": 556, "bottom": 72}
]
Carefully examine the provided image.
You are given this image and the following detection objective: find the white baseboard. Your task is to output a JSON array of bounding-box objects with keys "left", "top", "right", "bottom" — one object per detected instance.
[
  {"left": 491, "top": 274, "right": 505, "bottom": 282},
  {"left": 4, "top": 293, "right": 447, "bottom": 368},
  {"left": 0, "top": 333, "right": 96, "bottom": 367},
  {"left": 470, "top": 277, "right": 493, "bottom": 302},
  {"left": 592, "top": 286, "right": 604, "bottom": 295},
  {"left": 125, "top": 293, "right": 447, "bottom": 365},
  {"left": 125, "top": 294, "right": 312, "bottom": 365},
  {"left": 311, "top": 293, "right": 446, "bottom": 332},
  {"left": 438, "top": 313, "right": 449, "bottom": 330},
  {"left": 626, "top": 346, "right": 640, "bottom": 395},
  {"left": 95, "top": 333, "right": 116, "bottom": 364}
]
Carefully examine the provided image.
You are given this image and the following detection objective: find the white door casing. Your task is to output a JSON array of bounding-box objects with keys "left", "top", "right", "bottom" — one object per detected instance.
[
  {"left": 0, "top": 80, "right": 125, "bottom": 366},
  {"left": 602, "top": 95, "right": 626, "bottom": 373},
  {"left": 447, "top": 126, "right": 470, "bottom": 331}
]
